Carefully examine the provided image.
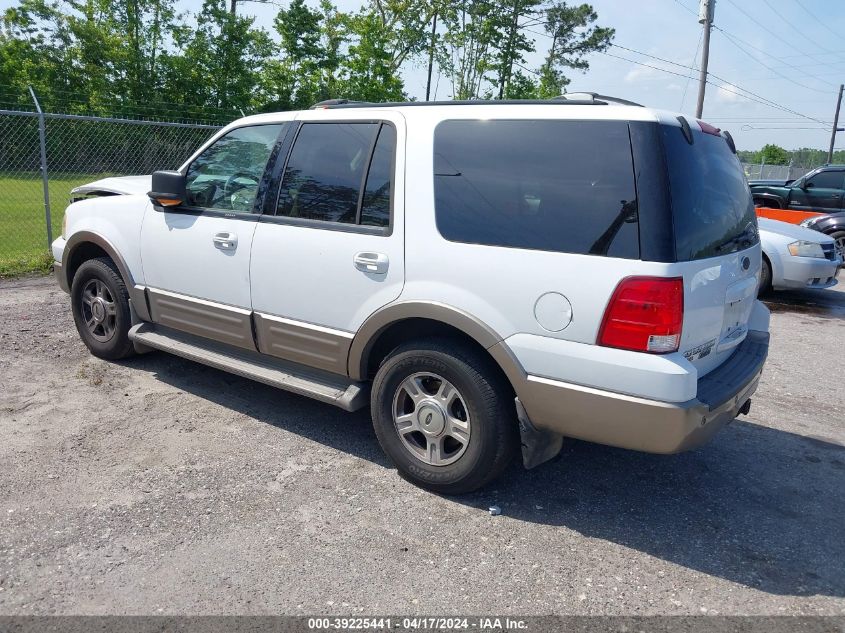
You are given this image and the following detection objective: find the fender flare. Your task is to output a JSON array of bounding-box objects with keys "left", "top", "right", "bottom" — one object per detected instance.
[
  {"left": 346, "top": 301, "right": 526, "bottom": 387},
  {"left": 752, "top": 193, "right": 785, "bottom": 208},
  {"left": 62, "top": 231, "right": 150, "bottom": 321}
]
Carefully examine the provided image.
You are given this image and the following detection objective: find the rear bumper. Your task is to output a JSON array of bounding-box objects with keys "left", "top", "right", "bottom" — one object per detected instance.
[{"left": 510, "top": 330, "right": 769, "bottom": 454}]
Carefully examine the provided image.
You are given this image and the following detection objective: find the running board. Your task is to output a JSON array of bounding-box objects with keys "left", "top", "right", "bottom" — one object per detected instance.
[{"left": 128, "top": 323, "right": 368, "bottom": 411}]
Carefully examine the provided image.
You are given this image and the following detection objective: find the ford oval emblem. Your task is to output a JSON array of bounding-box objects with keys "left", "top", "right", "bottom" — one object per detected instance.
[{"left": 741, "top": 257, "right": 751, "bottom": 271}]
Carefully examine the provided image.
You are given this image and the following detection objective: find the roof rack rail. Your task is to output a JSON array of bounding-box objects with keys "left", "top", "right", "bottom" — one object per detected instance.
[
  {"left": 306, "top": 98, "right": 606, "bottom": 110},
  {"left": 310, "top": 99, "right": 371, "bottom": 109},
  {"left": 552, "top": 92, "right": 644, "bottom": 107}
]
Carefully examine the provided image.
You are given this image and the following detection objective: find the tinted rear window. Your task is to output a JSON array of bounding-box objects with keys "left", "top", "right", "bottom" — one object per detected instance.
[
  {"left": 433, "top": 120, "right": 639, "bottom": 258},
  {"left": 662, "top": 125, "right": 757, "bottom": 260}
]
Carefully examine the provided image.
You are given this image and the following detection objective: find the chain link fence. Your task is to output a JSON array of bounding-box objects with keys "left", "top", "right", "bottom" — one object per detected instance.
[
  {"left": 741, "top": 163, "right": 817, "bottom": 182},
  {"left": 0, "top": 106, "right": 222, "bottom": 272}
]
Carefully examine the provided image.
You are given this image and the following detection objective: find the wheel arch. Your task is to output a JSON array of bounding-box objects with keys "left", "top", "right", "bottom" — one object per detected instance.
[
  {"left": 62, "top": 231, "right": 150, "bottom": 321},
  {"left": 821, "top": 224, "right": 845, "bottom": 236},
  {"left": 347, "top": 302, "right": 526, "bottom": 391},
  {"left": 753, "top": 193, "right": 784, "bottom": 208}
]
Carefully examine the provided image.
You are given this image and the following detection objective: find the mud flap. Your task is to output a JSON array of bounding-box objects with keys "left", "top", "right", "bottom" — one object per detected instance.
[
  {"left": 128, "top": 300, "right": 154, "bottom": 354},
  {"left": 515, "top": 397, "right": 563, "bottom": 469}
]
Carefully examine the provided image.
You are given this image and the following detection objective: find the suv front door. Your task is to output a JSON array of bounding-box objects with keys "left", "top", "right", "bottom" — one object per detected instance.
[
  {"left": 140, "top": 123, "right": 287, "bottom": 349},
  {"left": 789, "top": 169, "right": 845, "bottom": 212},
  {"left": 249, "top": 112, "right": 405, "bottom": 374}
]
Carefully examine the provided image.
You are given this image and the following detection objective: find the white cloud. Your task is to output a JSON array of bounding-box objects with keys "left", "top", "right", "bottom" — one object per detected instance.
[
  {"left": 716, "top": 83, "right": 748, "bottom": 103},
  {"left": 624, "top": 65, "right": 657, "bottom": 83}
]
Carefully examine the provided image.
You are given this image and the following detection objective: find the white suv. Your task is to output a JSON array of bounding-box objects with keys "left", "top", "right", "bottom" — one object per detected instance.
[{"left": 52, "top": 96, "right": 770, "bottom": 494}]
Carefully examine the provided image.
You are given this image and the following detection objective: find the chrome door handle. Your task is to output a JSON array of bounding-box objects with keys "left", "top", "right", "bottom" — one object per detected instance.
[
  {"left": 213, "top": 232, "right": 237, "bottom": 250},
  {"left": 353, "top": 252, "right": 389, "bottom": 274}
]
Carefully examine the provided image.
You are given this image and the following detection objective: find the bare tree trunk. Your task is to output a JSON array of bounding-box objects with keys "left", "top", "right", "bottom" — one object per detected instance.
[
  {"left": 498, "top": 0, "right": 520, "bottom": 99},
  {"left": 425, "top": 9, "right": 438, "bottom": 101}
]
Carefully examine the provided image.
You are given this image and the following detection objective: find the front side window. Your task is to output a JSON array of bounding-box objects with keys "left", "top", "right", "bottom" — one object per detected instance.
[
  {"left": 433, "top": 120, "right": 639, "bottom": 258},
  {"left": 805, "top": 170, "right": 844, "bottom": 189},
  {"left": 276, "top": 122, "right": 395, "bottom": 228},
  {"left": 185, "top": 124, "right": 285, "bottom": 213}
]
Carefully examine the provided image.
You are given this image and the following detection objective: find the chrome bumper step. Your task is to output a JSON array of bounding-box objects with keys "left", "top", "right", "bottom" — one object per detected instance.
[{"left": 128, "top": 322, "right": 369, "bottom": 411}]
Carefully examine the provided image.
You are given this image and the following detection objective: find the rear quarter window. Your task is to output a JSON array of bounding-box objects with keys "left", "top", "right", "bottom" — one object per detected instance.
[
  {"left": 433, "top": 119, "right": 640, "bottom": 259},
  {"left": 662, "top": 125, "right": 757, "bottom": 261}
]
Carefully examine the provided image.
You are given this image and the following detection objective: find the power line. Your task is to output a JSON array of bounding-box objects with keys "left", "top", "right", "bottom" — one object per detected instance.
[
  {"left": 673, "top": 0, "right": 697, "bottom": 17},
  {"left": 792, "top": 0, "right": 842, "bottom": 44},
  {"left": 680, "top": 30, "right": 704, "bottom": 111},
  {"left": 595, "top": 49, "right": 832, "bottom": 127},
  {"left": 715, "top": 27, "right": 831, "bottom": 94},
  {"left": 604, "top": 41, "right": 830, "bottom": 123},
  {"left": 681, "top": 0, "right": 845, "bottom": 64},
  {"left": 711, "top": 23, "right": 840, "bottom": 83},
  {"left": 599, "top": 51, "right": 698, "bottom": 81},
  {"left": 760, "top": 0, "right": 832, "bottom": 54},
  {"left": 721, "top": 0, "right": 821, "bottom": 60}
]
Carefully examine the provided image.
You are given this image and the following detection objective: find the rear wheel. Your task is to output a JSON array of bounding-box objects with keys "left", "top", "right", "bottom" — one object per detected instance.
[
  {"left": 70, "top": 257, "right": 135, "bottom": 360},
  {"left": 370, "top": 338, "right": 518, "bottom": 495}
]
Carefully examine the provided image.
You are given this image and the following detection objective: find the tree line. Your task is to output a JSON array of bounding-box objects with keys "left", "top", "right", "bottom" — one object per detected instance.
[
  {"left": 0, "top": 0, "right": 614, "bottom": 122},
  {"left": 737, "top": 144, "right": 845, "bottom": 167}
]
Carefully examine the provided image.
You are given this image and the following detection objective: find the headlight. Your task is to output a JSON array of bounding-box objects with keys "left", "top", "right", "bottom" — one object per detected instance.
[{"left": 787, "top": 240, "right": 825, "bottom": 258}]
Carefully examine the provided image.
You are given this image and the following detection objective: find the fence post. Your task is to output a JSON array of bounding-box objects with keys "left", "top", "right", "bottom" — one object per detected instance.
[{"left": 28, "top": 86, "right": 52, "bottom": 248}]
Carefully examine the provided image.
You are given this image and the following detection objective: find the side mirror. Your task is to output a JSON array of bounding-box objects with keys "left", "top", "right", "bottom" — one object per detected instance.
[
  {"left": 148, "top": 170, "right": 186, "bottom": 207},
  {"left": 803, "top": 180, "right": 814, "bottom": 190}
]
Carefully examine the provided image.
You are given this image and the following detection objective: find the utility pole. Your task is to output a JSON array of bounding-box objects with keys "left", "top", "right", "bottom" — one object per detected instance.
[
  {"left": 695, "top": 0, "right": 714, "bottom": 119},
  {"left": 828, "top": 84, "right": 844, "bottom": 164}
]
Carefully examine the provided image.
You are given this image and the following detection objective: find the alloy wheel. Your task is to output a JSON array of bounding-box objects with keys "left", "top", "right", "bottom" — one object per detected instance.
[
  {"left": 392, "top": 372, "right": 471, "bottom": 466},
  {"left": 80, "top": 278, "right": 117, "bottom": 343}
]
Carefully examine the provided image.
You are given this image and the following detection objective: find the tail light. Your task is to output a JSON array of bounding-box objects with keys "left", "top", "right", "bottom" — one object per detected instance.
[{"left": 598, "top": 277, "right": 684, "bottom": 354}]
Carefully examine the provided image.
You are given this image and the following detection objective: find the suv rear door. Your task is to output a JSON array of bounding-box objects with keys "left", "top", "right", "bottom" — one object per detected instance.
[
  {"left": 659, "top": 117, "right": 762, "bottom": 377},
  {"left": 248, "top": 111, "right": 405, "bottom": 375}
]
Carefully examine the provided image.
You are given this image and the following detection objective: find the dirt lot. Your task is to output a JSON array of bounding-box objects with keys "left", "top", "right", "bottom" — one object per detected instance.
[{"left": 1, "top": 275, "right": 843, "bottom": 616}]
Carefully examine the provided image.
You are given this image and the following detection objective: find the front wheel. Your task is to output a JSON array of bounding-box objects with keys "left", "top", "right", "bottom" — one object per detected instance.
[
  {"left": 70, "top": 257, "right": 135, "bottom": 360},
  {"left": 370, "top": 338, "right": 518, "bottom": 495},
  {"left": 758, "top": 257, "right": 772, "bottom": 296},
  {"left": 830, "top": 230, "right": 845, "bottom": 262}
]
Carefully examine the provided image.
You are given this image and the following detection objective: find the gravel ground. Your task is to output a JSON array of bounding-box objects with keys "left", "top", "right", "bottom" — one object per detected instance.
[{"left": 0, "top": 275, "right": 843, "bottom": 616}]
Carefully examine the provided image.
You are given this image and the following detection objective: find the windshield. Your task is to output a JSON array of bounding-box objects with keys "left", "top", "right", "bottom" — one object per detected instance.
[{"left": 662, "top": 124, "right": 758, "bottom": 261}]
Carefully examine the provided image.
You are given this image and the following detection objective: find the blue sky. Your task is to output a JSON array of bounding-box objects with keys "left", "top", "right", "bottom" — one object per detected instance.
[
  {"left": 228, "top": 0, "right": 845, "bottom": 152},
  {"left": 4, "top": 0, "right": 843, "bottom": 151}
]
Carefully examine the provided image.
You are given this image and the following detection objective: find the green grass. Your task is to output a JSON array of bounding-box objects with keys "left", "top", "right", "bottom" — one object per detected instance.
[
  {"left": 0, "top": 172, "right": 115, "bottom": 276},
  {"left": 0, "top": 251, "right": 54, "bottom": 279}
]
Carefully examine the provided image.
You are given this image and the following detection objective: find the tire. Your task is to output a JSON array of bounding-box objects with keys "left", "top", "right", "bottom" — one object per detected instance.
[
  {"left": 370, "top": 338, "right": 518, "bottom": 495},
  {"left": 829, "top": 230, "right": 845, "bottom": 262},
  {"left": 758, "top": 257, "right": 772, "bottom": 296},
  {"left": 70, "top": 257, "right": 135, "bottom": 360}
]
